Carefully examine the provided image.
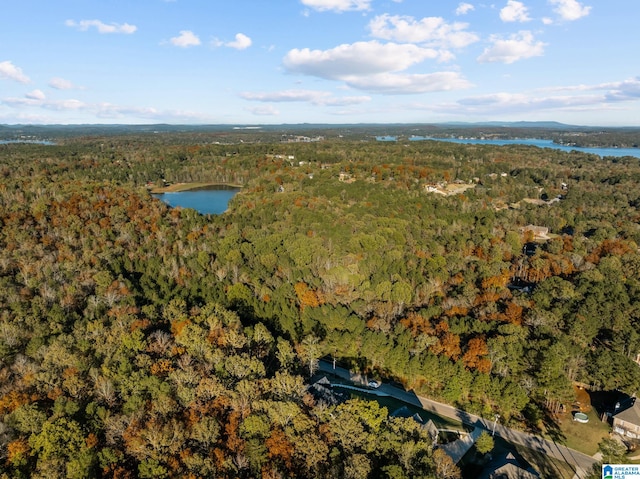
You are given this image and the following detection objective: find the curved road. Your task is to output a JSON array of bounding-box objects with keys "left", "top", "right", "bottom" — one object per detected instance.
[{"left": 318, "top": 360, "right": 598, "bottom": 479}]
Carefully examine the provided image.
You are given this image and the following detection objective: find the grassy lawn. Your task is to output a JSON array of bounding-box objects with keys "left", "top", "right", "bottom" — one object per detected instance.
[
  {"left": 541, "top": 387, "right": 612, "bottom": 456},
  {"left": 555, "top": 407, "right": 610, "bottom": 455}
]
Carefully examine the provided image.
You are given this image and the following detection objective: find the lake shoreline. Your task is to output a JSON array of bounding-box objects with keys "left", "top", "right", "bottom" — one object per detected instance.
[
  {"left": 414, "top": 137, "right": 640, "bottom": 158},
  {"left": 149, "top": 182, "right": 242, "bottom": 194}
]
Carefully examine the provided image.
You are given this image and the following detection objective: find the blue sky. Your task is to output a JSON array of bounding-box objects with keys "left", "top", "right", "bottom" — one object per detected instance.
[{"left": 1, "top": 0, "right": 638, "bottom": 126}]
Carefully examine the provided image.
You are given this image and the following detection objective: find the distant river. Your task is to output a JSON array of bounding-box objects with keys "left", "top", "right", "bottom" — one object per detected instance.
[
  {"left": 153, "top": 185, "right": 240, "bottom": 215},
  {"left": 409, "top": 137, "right": 640, "bottom": 159}
]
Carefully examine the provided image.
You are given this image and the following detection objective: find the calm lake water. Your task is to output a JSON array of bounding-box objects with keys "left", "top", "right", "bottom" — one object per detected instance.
[
  {"left": 409, "top": 137, "right": 640, "bottom": 159},
  {"left": 153, "top": 186, "right": 240, "bottom": 215}
]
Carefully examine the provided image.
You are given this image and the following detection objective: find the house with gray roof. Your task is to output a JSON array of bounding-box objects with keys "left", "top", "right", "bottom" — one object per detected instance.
[
  {"left": 390, "top": 406, "right": 439, "bottom": 443},
  {"left": 613, "top": 398, "right": 640, "bottom": 439},
  {"left": 479, "top": 452, "right": 540, "bottom": 479}
]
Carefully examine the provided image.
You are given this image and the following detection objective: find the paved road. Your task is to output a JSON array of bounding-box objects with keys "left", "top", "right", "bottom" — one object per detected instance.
[{"left": 318, "top": 360, "right": 598, "bottom": 478}]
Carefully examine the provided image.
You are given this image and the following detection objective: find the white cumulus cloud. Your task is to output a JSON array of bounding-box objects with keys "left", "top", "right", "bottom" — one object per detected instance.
[
  {"left": 246, "top": 105, "right": 280, "bottom": 116},
  {"left": 170, "top": 30, "right": 201, "bottom": 48},
  {"left": 282, "top": 41, "right": 473, "bottom": 94},
  {"left": 456, "top": 3, "right": 475, "bottom": 15},
  {"left": 548, "top": 0, "right": 591, "bottom": 21},
  {"left": 3, "top": 96, "right": 84, "bottom": 110},
  {"left": 65, "top": 19, "right": 137, "bottom": 34},
  {"left": 454, "top": 91, "right": 601, "bottom": 112},
  {"left": 368, "top": 14, "right": 479, "bottom": 49},
  {"left": 500, "top": 1, "right": 531, "bottom": 22},
  {"left": 0, "top": 61, "right": 31, "bottom": 83},
  {"left": 224, "top": 33, "right": 253, "bottom": 50},
  {"left": 1, "top": 94, "right": 209, "bottom": 122},
  {"left": 477, "top": 31, "right": 545, "bottom": 64},
  {"left": 241, "top": 89, "right": 371, "bottom": 106},
  {"left": 344, "top": 71, "right": 473, "bottom": 94},
  {"left": 300, "top": 0, "right": 371, "bottom": 12},
  {"left": 284, "top": 41, "right": 440, "bottom": 80},
  {"left": 49, "top": 77, "right": 79, "bottom": 90},
  {"left": 26, "top": 90, "right": 46, "bottom": 100},
  {"left": 425, "top": 77, "right": 640, "bottom": 119},
  {"left": 321, "top": 95, "right": 372, "bottom": 106},
  {"left": 602, "top": 77, "right": 640, "bottom": 102}
]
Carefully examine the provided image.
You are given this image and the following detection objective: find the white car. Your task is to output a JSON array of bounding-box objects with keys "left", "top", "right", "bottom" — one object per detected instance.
[{"left": 368, "top": 380, "right": 381, "bottom": 389}]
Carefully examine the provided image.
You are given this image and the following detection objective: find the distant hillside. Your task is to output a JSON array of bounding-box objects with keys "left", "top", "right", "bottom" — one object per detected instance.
[
  {"left": 2, "top": 122, "right": 640, "bottom": 147},
  {"left": 435, "top": 120, "right": 582, "bottom": 129}
]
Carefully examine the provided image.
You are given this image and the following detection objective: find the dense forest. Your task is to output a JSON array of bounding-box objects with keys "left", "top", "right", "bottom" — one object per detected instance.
[{"left": 1, "top": 129, "right": 640, "bottom": 478}]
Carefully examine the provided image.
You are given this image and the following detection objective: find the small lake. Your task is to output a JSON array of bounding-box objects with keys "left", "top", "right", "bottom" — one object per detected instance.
[
  {"left": 409, "top": 137, "right": 640, "bottom": 159},
  {"left": 153, "top": 186, "right": 240, "bottom": 215}
]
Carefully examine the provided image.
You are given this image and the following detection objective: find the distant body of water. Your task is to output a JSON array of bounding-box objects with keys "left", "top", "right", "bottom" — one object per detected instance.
[
  {"left": 409, "top": 136, "right": 640, "bottom": 159},
  {"left": 153, "top": 186, "right": 240, "bottom": 215},
  {"left": 0, "top": 140, "right": 55, "bottom": 145},
  {"left": 375, "top": 135, "right": 398, "bottom": 142}
]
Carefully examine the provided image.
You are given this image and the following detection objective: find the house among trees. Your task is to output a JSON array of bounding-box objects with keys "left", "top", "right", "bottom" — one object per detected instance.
[
  {"left": 479, "top": 452, "right": 540, "bottom": 479},
  {"left": 424, "top": 184, "right": 445, "bottom": 195},
  {"left": 338, "top": 172, "right": 355, "bottom": 183},
  {"left": 306, "top": 376, "right": 348, "bottom": 406},
  {"left": 390, "top": 406, "right": 439, "bottom": 443},
  {"left": 519, "top": 224, "right": 550, "bottom": 241},
  {"left": 613, "top": 397, "right": 640, "bottom": 439}
]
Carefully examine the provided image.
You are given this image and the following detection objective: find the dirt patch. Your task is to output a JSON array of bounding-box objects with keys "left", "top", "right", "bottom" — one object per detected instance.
[
  {"left": 442, "top": 183, "right": 476, "bottom": 195},
  {"left": 573, "top": 385, "right": 592, "bottom": 413},
  {"left": 425, "top": 183, "right": 477, "bottom": 196}
]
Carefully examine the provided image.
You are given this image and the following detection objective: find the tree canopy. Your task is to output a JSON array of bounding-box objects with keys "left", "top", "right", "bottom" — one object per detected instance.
[{"left": 1, "top": 128, "right": 640, "bottom": 477}]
